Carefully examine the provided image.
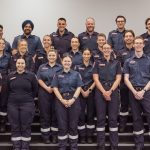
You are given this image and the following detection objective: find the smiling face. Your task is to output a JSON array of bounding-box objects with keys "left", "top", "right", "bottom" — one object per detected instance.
[
  {"left": 18, "top": 40, "right": 28, "bottom": 54},
  {"left": 116, "top": 17, "right": 126, "bottom": 30},
  {"left": 23, "top": 23, "right": 32, "bottom": 35},
  {"left": 124, "top": 32, "right": 134, "bottom": 45},
  {"left": 82, "top": 49, "right": 91, "bottom": 62},
  {"left": 71, "top": 37, "right": 80, "bottom": 50},
  {"left": 47, "top": 51, "right": 57, "bottom": 64},
  {"left": 57, "top": 19, "right": 67, "bottom": 32},
  {"left": 0, "top": 39, "right": 5, "bottom": 51},
  {"left": 133, "top": 38, "right": 144, "bottom": 53},
  {"left": 62, "top": 56, "right": 72, "bottom": 70},
  {"left": 97, "top": 36, "right": 106, "bottom": 48},
  {"left": 102, "top": 43, "right": 112, "bottom": 57},
  {"left": 86, "top": 18, "right": 95, "bottom": 33},
  {"left": 146, "top": 19, "right": 150, "bottom": 32},
  {"left": 43, "top": 35, "right": 52, "bottom": 48},
  {"left": 16, "top": 58, "right": 26, "bottom": 72}
]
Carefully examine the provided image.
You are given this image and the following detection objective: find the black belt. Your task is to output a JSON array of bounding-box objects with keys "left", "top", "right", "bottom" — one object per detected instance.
[
  {"left": 102, "top": 82, "right": 113, "bottom": 87},
  {"left": 61, "top": 92, "right": 74, "bottom": 97},
  {"left": 134, "top": 86, "right": 144, "bottom": 91}
]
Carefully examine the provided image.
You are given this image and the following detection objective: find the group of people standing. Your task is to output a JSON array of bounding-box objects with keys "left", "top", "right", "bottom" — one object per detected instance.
[{"left": 0, "top": 15, "right": 150, "bottom": 150}]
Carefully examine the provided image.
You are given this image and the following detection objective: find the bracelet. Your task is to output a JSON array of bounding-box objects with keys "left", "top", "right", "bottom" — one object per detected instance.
[{"left": 88, "top": 88, "right": 92, "bottom": 92}]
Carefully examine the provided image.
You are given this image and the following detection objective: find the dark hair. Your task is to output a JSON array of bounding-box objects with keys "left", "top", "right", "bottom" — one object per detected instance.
[
  {"left": 82, "top": 48, "right": 92, "bottom": 54},
  {"left": 102, "top": 43, "right": 112, "bottom": 49},
  {"left": 0, "top": 25, "right": 3, "bottom": 29},
  {"left": 97, "top": 33, "right": 106, "bottom": 40},
  {"left": 115, "top": 15, "right": 126, "bottom": 23},
  {"left": 16, "top": 57, "right": 26, "bottom": 64},
  {"left": 43, "top": 34, "right": 52, "bottom": 39},
  {"left": 123, "top": 30, "right": 135, "bottom": 38},
  {"left": 62, "top": 53, "right": 72, "bottom": 60},
  {"left": 58, "top": 18, "right": 66, "bottom": 22},
  {"left": 145, "top": 18, "right": 150, "bottom": 29}
]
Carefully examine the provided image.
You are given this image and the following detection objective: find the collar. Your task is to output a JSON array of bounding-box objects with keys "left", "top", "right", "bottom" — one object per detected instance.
[
  {"left": 70, "top": 50, "right": 81, "bottom": 55},
  {"left": 132, "top": 53, "right": 146, "bottom": 59},
  {"left": 45, "top": 62, "right": 60, "bottom": 67},
  {"left": 85, "top": 31, "right": 98, "bottom": 36},
  {"left": 82, "top": 61, "right": 93, "bottom": 67},
  {"left": 116, "top": 28, "right": 126, "bottom": 33},
  {"left": 13, "top": 70, "right": 28, "bottom": 75},
  {"left": 56, "top": 28, "right": 69, "bottom": 36}
]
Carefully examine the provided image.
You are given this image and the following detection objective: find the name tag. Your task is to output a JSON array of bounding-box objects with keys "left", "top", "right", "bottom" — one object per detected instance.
[
  {"left": 42, "top": 67, "right": 48, "bottom": 70},
  {"left": 94, "top": 55, "right": 99, "bottom": 58},
  {"left": 122, "top": 52, "right": 128, "bottom": 56},
  {"left": 53, "top": 34, "right": 58, "bottom": 37},
  {"left": 112, "top": 33, "right": 117, "bottom": 35},
  {"left": 82, "top": 36, "right": 88, "bottom": 40},
  {"left": 10, "top": 77, "right": 16, "bottom": 80},
  {"left": 79, "top": 67, "right": 85, "bottom": 70},
  {"left": 58, "top": 75, "right": 64, "bottom": 78},
  {"left": 38, "top": 57, "right": 43, "bottom": 59},
  {"left": 144, "top": 38, "right": 148, "bottom": 41},
  {"left": 99, "top": 63, "right": 105, "bottom": 67},
  {"left": 130, "top": 60, "right": 136, "bottom": 64}
]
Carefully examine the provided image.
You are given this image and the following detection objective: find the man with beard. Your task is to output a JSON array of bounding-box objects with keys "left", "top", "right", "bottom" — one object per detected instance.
[
  {"left": 107, "top": 15, "right": 126, "bottom": 52},
  {"left": 78, "top": 17, "right": 98, "bottom": 52},
  {"left": 0, "top": 25, "right": 11, "bottom": 54},
  {"left": 51, "top": 18, "right": 74, "bottom": 58},
  {"left": 141, "top": 18, "right": 150, "bottom": 56},
  {"left": 12, "top": 20, "right": 43, "bottom": 58}
]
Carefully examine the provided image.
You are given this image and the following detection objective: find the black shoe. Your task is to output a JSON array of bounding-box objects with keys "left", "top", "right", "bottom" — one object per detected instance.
[
  {"left": 97, "top": 146, "right": 105, "bottom": 150},
  {"left": 111, "top": 146, "right": 118, "bottom": 150},
  {"left": 0, "top": 124, "right": 6, "bottom": 133},
  {"left": 135, "top": 146, "right": 144, "bottom": 150},
  {"left": 42, "top": 138, "right": 50, "bottom": 144},
  {"left": 80, "top": 136, "right": 86, "bottom": 144},
  {"left": 87, "top": 136, "right": 93, "bottom": 144},
  {"left": 51, "top": 135, "right": 57, "bottom": 144},
  {"left": 119, "top": 125, "right": 126, "bottom": 133}
]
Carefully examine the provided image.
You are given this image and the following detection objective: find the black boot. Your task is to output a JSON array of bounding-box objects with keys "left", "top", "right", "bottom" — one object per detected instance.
[
  {"left": 87, "top": 136, "right": 93, "bottom": 144},
  {"left": 12, "top": 140, "right": 21, "bottom": 150},
  {"left": 110, "top": 146, "right": 118, "bottom": 150},
  {"left": 80, "top": 136, "right": 86, "bottom": 144},
  {"left": 97, "top": 145, "right": 105, "bottom": 150},
  {"left": 0, "top": 116, "right": 6, "bottom": 133},
  {"left": 51, "top": 135, "right": 58, "bottom": 144}
]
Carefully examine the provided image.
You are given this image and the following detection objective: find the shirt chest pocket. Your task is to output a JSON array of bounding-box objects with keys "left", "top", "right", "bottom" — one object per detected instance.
[{"left": 129, "top": 63, "right": 138, "bottom": 75}]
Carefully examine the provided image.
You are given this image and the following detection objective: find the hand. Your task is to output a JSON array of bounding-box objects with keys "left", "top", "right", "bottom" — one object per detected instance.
[
  {"left": 61, "top": 99, "right": 68, "bottom": 107},
  {"left": 82, "top": 90, "right": 90, "bottom": 98},
  {"left": 103, "top": 90, "right": 112, "bottom": 101},
  {"left": 46, "top": 86, "right": 53, "bottom": 93},
  {"left": 135, "top": 90, "right": 145, "bottom": 100},
  {"left": 67, "top": 98, "right": 75, "bottom": 107},
  {"left": 12, "top": 49, "right": 18, "bottom": 55}
]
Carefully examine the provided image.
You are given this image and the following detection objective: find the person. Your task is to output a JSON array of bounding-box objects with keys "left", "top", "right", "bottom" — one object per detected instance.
[
  {"left": 124, "top": 36, "right": 150, "bottom": 150},
  {"left": 0, "top": 25, "right": 11, "bottom": 54},
  {"left": 35, "top": 35, "right": 54, "bottom": 73},
  {"left": 93, "top": 43, "right": 122, "bottom": 150},
  {"left": 7, "top": 58, "right": 38, "bottom": 150},
  {"left": 51, "top": 53, "right": 83, "bottom": 150},
  {"left": 116, "top": 30, "right": 135, "bottom": 132},
  {"left": 10, "top": 39, "right": 35, "bottom": 72},
  {"left": 37, "top": 50, "right": 62, "bottom": 144},
  {"left": 93, "top": 33, "right": 107, "bottom": 62},
  {"left": 75, "top": 48, "right": 95, "bottom": 144},
  {"left": 78, "top": 17, "right": 98, "bottom": 52},
  {"left": 0, "top": 38, "right": 10, "bottom": 133},
  {"left": 69, "top": 37, "right": 83, "bottom": 69},
  {"left": 12, "top": 20, "right": 43, "bottom": 58},
  {"left": 51, "top": 18, "right": 74, "bottom": 57},
  {"left": 107, "top": 15, "right": 126, "bottom": 52},
  {"left": 141, "top": 17, "right": 150, "bottom": 56}
]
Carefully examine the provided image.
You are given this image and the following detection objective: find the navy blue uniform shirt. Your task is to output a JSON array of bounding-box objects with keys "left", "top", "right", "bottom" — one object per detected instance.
[
  {"left": 75, "top": 61, "right": 94, "bottom": 88},
  {"left": 93, "top": 49, "right": 103, "bottom": 62},
  {"left": 93, "top": 58, "right": 122, "bottom": 83},
  {"left": 107, "top": 29, "right": 126, "bottom": 51},
  {"left": 51, "top": 69, "right": 83, "bottom": 93},
  {"left": 69, "top": 51, "right": 83, "bottom": 69},
  {"left": 12, "top": 34, "right": 43, "bottom": 56},
  {"left": 0, "top": 53, "right": 10, "bottom": 74},
  {"left": 117, "top": 47, "right": 135, "bottom": 67},
  {"left": 51, "top": 29, "right": 74, "bottom": 57},
  {"left": 9, "top": 52, "right": 35, "bottom": 72},
  {"left": 123, "top": 54, "right": 150, "bottom": 87},
  {"left": 141, "top": 32, "right": 150, "bottom": 56},
  {"left": 78, "top": 31, "right": 98, "bottom": 51},
  {"left": 4, "top": 40, "right": 11, "bottom": 54},
  {"left": 7, "top": 71, "right": 38, "bottom": 103},
  {"left": 37, "top": 62, "right": 62, "bottom": 86}
]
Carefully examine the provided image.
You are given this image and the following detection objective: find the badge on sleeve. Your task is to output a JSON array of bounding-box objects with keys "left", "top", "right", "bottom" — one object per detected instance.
[
  {"left": 129, "top": 60, "right": 136, "bottom": 64},
  {"left": 10, "top": 77, "right": 16, "bottom": 80}
]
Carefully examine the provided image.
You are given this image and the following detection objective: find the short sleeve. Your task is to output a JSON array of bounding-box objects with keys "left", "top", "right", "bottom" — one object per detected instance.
[
  {"left": 93, "top": 62, "right": 99, "bottom": 74},
  {"left": 51, "top": 74, "right": 59, "bottom": 88},
  {"left": 76, "top": 72, "right": 83, "bottom": 87},
  {"left": 123, "top": 59, "right": 130, "bottom": 74}
]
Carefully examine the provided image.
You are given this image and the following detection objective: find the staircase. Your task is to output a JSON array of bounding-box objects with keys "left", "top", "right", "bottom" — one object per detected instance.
[{"left": 0, "top": 113, "right": 149, "bottom": 150}]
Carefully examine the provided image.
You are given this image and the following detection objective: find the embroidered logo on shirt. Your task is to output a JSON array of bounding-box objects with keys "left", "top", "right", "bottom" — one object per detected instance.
[
  {"left": 53, "top": 34, "right": 58, "bottom": 37},
  {"left": 112, "top": 33, "right": 117, "bottom": 35},
  {"left": 78, "top": 67, "right": 85, "bottom": 70},
  {"left": 10, "top": 77, "right": 16, "bottom": 80},
  {"left": 122, "top": 52, "right": 128, "bottom": 55},
  {"left": 144, "top": 38, "right": 148, "bottom": 41},
  {"left": 42, "top": 67, "right": 48, "bottom": 70},
  {"left": 130, "top": 60, "right": 136, "bottom": 64},
  {"left": 99, "top": 63, "right": 105, "bottom": 66},
  {"left": 94, "top": 55, "right": 99, "bottom": 58},
  {"left": 58, "top": 75, "right": 64, "bottom": 78},
  {"left": 82, "top": 36, "right": 88, "bottom": 40}
]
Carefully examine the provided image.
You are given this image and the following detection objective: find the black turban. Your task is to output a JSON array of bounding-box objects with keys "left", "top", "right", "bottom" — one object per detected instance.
[{"left": 22, "top": 20, "right": 34, "bottom": 30}]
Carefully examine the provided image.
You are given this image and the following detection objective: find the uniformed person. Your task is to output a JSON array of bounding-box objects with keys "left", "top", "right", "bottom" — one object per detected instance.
[
  {"left": 10, "top": 39, "right": 35, "bottom": 72},
  {"left": 52, "top": 53, "right": 83, "bottom": 150},
  {"left": 78, "top": 17, "right": 98, "bottom": 52},
  {"left": 117, "top": 30, "right": 135, "bottom": 132},
  {"left": 35, "top": 35, "right": 54, "bottom": 73},
  {"left": 51, "top": 18, "right": 74, "bottom": 57},
  {"left": 69, "top": 37, "right": 82, "bottom": 69},
  {"left": 107, "top": 15, "right": 126, "bottom": 52},
  {"left": 37, "top": 50, "right": 62, "bottom": 144},
  {"left": 124, "top": 36, "right": 150, "bottom": 150},
  {"left": 75, "top": 48, "right": 95, "bottom": 144},
  {"left": 0, "top": 25, "right": 11, "bottom": 54},
  {"left": 141, "top": 17, "right": 150, "bottom": 56},
  {"left": 0, "top": 38, "right": 10, "bottom": 133},
  {"left": 7, "top": 58, "right": 38, "bottom": 150},
  {"left": 12, "top": 20, "right": 43, "bottom": 58},
  {"left": 93, "top": 33, "right": 106, "bottom": 62},
  {"left": 93, "top": 43, "right": 122, "bottom": 150}
]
